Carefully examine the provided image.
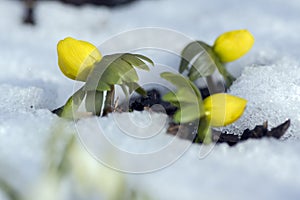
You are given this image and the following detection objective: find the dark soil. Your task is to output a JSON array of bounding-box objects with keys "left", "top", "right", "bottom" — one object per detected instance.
[
  {"left": 129, "top": 89, "right": 290, "bottom": 146},
  {"left": 212, "top": 119, "right": 290, "bottom": 146},
  {"left": 129, "top": 89, "right": 178, "bottom": 115},
  {"left": 129, "top": 88, "right": 211, "bottom": 115}
]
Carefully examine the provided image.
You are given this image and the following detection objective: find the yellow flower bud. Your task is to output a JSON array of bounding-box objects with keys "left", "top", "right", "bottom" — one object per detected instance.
[
  {"left": 212, "top": 30, "right": 254, "bottom": 63},
  {"left": 203, "top": 93, "right": 247, "bottom": 127},
  {"left": 57, "top": 37, "right": 102, "bottom": 81}
]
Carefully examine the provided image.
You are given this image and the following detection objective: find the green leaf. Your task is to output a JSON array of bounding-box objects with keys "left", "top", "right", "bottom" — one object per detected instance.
[
  {"left": 125, "top": 82, "right": 147, "bottom": 96},
  {"left": 84, "top": 55, "right": 113, "bottom": 91},
  {"left": 161, "top": 72, "right": 202, "bottom": 100},
  {"left": 85, "top": 90, "right": 104, "bottom": 116},
  {"left": 173, "top": 104, "right": 202, "bottom": 123},
  {"left": 96, "top": 81, "right": 111, "bottom": 91},
  {"left": 162, "top": 91, "right": 178, "bottom": 103},
  {"left": 53, "top": 86, "right": 86, "bottom": 119},
  {"left": 132, "top": 54, "right": 154, "bottom": 66},
  {"left": 85, "top": 53, "right": 153, "bottom": 92},
  {"left": 211, "top": 56, "right": 236, "bottom": 87},
  {"left": 122, "top": 54, "right": 151, "bottom": 71},
  {"left": 180, "top": 41, "right": 216, "bottom": 78},
  {"left": 161, "top": 72, "right": 206, "bottom": 123},
  {"left": 188, "top": 52, "right": 216, "bottom": 81},
  {"left": 179, "top": 41, "right": 206, "bottom": 73},
  {"left": 179, "top": 41, "right": 235, "bottom": 87},
  {"left": 101, "top": 60, "right": 139, "bottom": 85},
  {"left": 120, "top": 84, "right": 129, "bottom": 100},
  {"left": 162, "top": 91, "right": 180, "bottom": 107},
  {"left": 161, "top": 72, "right": 192, "bottom": 89},
  {"left": 163, "top": 89, "right": 198, "bottom": 104},
  {"left": 189, "top": 79, "right": 204, "bottom": 102},
  {"left": 80, "top": 53, "right": 153, "bottom": 117}
]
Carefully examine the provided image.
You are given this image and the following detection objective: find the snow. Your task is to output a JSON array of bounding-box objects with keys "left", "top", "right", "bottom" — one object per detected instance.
[
  {"left": 227, "top": 58, "right": 300, "bottom": 139},
  {"left": 1, "top": 0, "right": 300, "bottom": 199}
]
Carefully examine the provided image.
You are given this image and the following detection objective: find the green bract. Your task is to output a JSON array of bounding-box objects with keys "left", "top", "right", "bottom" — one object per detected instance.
[
  {"left": 53, "top": 53, "right": 153, "bottom": 119},
  {"left": 179, "top": 30, "right": 254, "bottom": 88},
  {"left": 161, "top": 72, "right": 204, "bottom": 123},
  {"left": 161, "top": 72, "right": 212, "bottom": 144},
  {"left": 179, "top": 41, "right": 235, "bottom": 87},
  {"left": 85, "top": 53, "right": 153, "bottom": 92},
  {"left": 161, "top": 72, "right": 247, "bottom": 144}
]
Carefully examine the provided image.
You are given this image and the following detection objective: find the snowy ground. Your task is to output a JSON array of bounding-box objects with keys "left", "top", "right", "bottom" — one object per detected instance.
[{"left": 1, "top": 0, "right": 300, "bottom": 199}]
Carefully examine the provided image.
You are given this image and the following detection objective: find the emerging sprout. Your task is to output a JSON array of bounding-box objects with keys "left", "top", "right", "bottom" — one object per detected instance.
[
  {"left": 161, "top": 72, "right": 204, "bottom": 123},
  {"left": 57, "top": 37, "right": 102, "bottom": 81},
  {"left": 161, "top": 72, "right": 247, "bottom": 144},
  {"left": 179, "top": 29, "right": 254, "bottom": 87},
  {"left": 213, "top": 30, "right": 255, "bottom": 63},
  {"left": 53, "top": 37, "right": 153, "bottom": 119}
]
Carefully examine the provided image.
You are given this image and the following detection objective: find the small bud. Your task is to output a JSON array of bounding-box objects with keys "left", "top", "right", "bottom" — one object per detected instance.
[
  {"left": 213, "top": 30, "right": 254, "bottom": 62},
  {"left": 57, "top": 37, "right": 102, "bottom": 81},
  {"left": 203, "top": 93, "right": 247, "bottom": 127}
]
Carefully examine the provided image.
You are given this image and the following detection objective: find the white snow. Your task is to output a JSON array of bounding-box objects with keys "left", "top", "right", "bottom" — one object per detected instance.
[
  {"left": 227, "top": 58, "right": 300, "bottom": 140},
  {"left": 1, "top": 0, "right": 300, "bottom": 199}
]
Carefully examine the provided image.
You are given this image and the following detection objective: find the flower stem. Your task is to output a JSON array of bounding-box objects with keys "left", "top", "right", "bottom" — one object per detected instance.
[
  {"left": 195, "top": 117, "right": 212, "bottom": 144},
  {"left": 102, "top": 85, "right": 115, "bottom": 116}
]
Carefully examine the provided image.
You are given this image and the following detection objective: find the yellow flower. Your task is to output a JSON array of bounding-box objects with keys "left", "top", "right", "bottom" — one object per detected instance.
[
  {"left": 212, "top": 30, "right": 254, "bottom": 63},
  {"left": 57, "top": 37, "right": 102, "bottom": 81},
  {"left": 203, "top": 93, "right": 247, "bottom": 127}
]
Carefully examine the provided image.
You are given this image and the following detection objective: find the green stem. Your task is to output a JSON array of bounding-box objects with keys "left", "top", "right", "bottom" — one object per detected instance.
[
  {"left": 102, "top": 85, "right": 115, "bottom": 116},
  {"left": 195, "top": 117, "right": 212, "bottom": 144},
  {"left": 215, "top": 63, "right": 235, "bottom": 88},
  {"left": 206, "top": 76, "right": 221, "bottom": 94},
  {"left": 121, "top": 84, "right": 129, "bottom": 103}
]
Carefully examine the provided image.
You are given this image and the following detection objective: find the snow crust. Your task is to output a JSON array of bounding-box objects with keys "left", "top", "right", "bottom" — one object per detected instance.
[
  {"left": 1, "top": 0, "right": 300, "bottom": 199},
  {"left": 228, "top": 58, "right": 300, "bottom": 139}
]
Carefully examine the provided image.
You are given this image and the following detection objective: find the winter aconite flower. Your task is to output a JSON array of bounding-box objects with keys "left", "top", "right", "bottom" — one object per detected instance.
[
  {"left": 203, "top": 93, "right": 247, "bottom": 127},
  {"left": 57, "top": 37, "right": 102, "bottom": 81},
  {"left": 212, "top": 30, "right": 254, "bottom": 63}
]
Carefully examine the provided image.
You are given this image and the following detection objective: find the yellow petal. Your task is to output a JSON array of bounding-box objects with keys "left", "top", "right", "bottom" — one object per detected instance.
[
  {"left": 57, "top": 37, "right": 102, "bottom": 81},
  {"left": 212, "top": 30, "right": 254, "bottom": 63},
  {"left": 203, "top": 93, "right": 247, "bottom": 127}
]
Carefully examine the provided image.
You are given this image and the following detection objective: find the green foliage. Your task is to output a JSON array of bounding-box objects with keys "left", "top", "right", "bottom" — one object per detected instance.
[
  {"left": 53, "top": 53, "right": 153, "bottom": 119},
  {"left": 85, "top": 90, "right": 104, "bottom": 116},
  {"left": 179, "top": 41, "right": 235, "bottom": 87},
  {"left": 161, "top": 72, "right": 212, "bottom": 143},
  {"left": 85, "top": 53, "right": 153, "bottom": 93},
  {"left": 161, "top": 72, "right": 204, "bottom": 123},
  {"left": 52, "top": 86, "right": 86, "bottom": 119},
  {"left": 195, "top": 116, "right": 212, "bottom": 144}
]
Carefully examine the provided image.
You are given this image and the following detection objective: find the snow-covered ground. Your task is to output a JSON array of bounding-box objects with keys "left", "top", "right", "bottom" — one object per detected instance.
[{"left": 1, "top": 0, "right": 300, "bottom": 199}]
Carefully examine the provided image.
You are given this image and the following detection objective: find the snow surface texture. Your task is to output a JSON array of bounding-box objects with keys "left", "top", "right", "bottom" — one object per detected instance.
[
  {"left": 228, "top": 58, "right": 300, "bottom": 139},
  {"left": 1, "top": 0, "right": 300, "bottom": 199}
]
